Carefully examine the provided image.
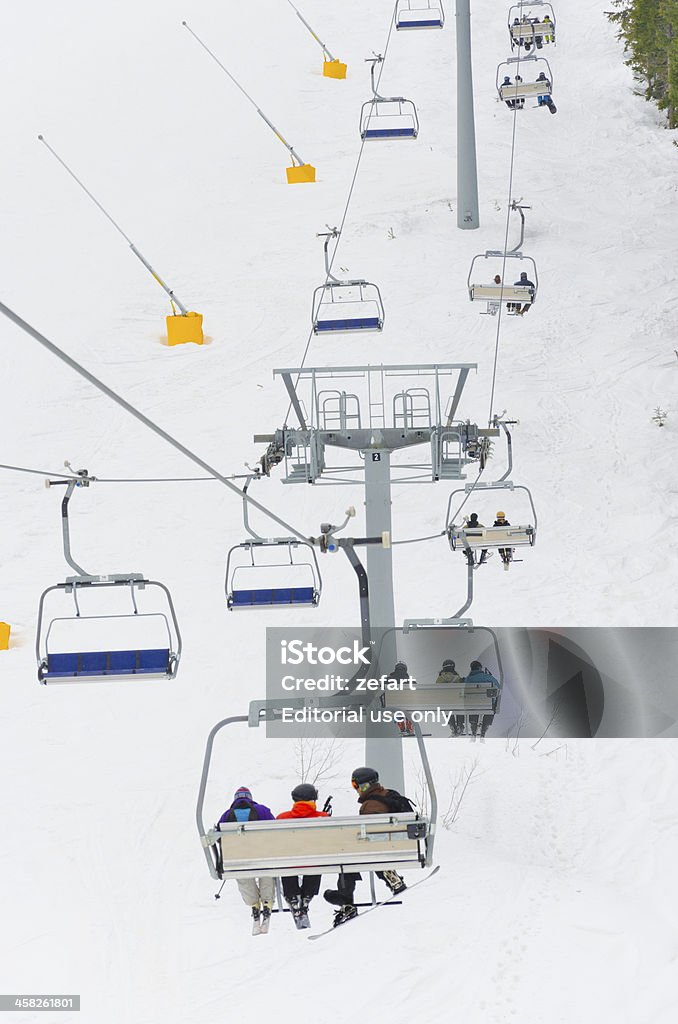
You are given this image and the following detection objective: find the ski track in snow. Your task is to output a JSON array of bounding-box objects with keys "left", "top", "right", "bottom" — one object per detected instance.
[{"left": 1, "top": 1, "right": 678, "bottom": 1022}]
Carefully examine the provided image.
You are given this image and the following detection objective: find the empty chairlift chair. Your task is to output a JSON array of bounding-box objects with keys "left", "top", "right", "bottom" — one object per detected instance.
[
  {"left": 396, "top": 0, "right": 445, "bottom": 30},
  {"left": 36, "top": 576, "right": 182, "bottom": 683},
  {"left": 225, "top": 539, "right": 322, "bottom": 609},
  {"left": 312, "top": 228, "right": 385, "bottom": 334},
  {"left": 360, "top": 55, "right": 419, "bottom": 140},
  {"left": 467, "top": 252, "right": 538, "bottom": 316},
  {"left": 36, "top": 473, "right": 181, "bottom": 684},
  {"left": 508, "top": 2, "right": 556, "bottom": 50}
]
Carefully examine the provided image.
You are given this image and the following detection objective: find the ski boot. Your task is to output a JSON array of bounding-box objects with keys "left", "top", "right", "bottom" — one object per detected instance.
[
  {"left": 295, "top": 897, "right": 311, "bottom": 930},
  {"left": 251, "top": 905, "right": 262, "bottom": 936},
  {"left": 332, "top": 904, "right": 358, "bottom": 928},
  {"left": 382, "top": 870, "right": 407, "bottom": 896},
  {"left": 260, "top": 903, "right": 272, "bottom": 934}
]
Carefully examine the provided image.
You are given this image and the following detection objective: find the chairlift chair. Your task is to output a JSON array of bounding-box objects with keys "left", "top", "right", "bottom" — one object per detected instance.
[
  {"left": 383, "top": 621, "right": 503, "bottom": 735},
  {"left": 446, "top": 482, "right": 538, "bottom": 569},
  {"left": 508, "top": 2, "right": 556, "bottom": 50},
  {"left": 360, "top": 56, "right": 419, "bottom": 140},
  {"left": 396, "top": 0, "right": 445, "bottom": 30},
  {"left": 497, "top": 56, "right": 554, "bottom": 108},
  {"left": 36, "top": 577, "right": 182, "bottom": 683},
  {"left": 197, "top": 705, "right": 436, "bottom": 884},
  {"left": 36, "top": 472, "right": 181, "bottom": 683},
  {"left": 467, "top": 252, "right": 538, "bottom": 316},
  {"left": 225, "top": 538, "right": 322, "bottom": 609},
  {"left": 312, "top": 228, "right": 384, "bottom": 333}
]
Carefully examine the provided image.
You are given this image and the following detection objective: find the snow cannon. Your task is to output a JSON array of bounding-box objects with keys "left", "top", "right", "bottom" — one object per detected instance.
[
  {"left": 323, "top": 59, "right": 347, "bottom": 79},
  {"left": 286, "top": 163, "right": 317, "bottom": 184},
  {"left": 166, "top": 311, "right": 204, "bottom": 346}
]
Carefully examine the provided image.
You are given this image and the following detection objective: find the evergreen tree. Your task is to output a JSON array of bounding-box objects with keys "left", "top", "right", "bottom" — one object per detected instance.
[{"left": 607, "top": 0, "right": 678, "bottom": 128}]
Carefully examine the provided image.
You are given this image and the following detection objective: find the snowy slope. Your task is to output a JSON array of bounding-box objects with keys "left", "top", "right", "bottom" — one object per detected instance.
[{"left": 1, "top": 1, "right": 677, "bottom": 1022}]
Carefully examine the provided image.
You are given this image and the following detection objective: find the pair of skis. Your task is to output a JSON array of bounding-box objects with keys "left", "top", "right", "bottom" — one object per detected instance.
[
  {"left": 252, "top": 906, "right": 310, "bottom": 935},
  {"left": 252, "top": 910, "right": 271, "bottom": 936},
  {"left": 308, "top": 865, "right": 440, "bottom": 941}
]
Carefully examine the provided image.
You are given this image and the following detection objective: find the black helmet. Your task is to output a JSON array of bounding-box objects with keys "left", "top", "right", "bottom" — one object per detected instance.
[
  {"left": 394, "top": 661, "right": 408, "bottom": 673},
  {"left": 292, "top": 783, "right": 318, "bottom": 802},
  {"left": 351, "top": 767, "right": 379, "bottom": 788},
  {"left": 442, "top": 659, "right": 456, "bottom": 670}
]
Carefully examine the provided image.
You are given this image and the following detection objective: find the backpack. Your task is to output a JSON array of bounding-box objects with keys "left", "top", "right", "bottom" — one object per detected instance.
[
  {"left": 223, "top": 801, "right": 260, "bottom": 823},
  {"left": 372, "top": 789, "right": 417, "bottom": 814}
]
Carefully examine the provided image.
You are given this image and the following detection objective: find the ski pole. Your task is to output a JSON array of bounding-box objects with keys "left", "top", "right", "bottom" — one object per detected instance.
[
  {"left": 37, "top": 135, "right": 189, "bottom": 315},
  {"left": 214, "top": 880, "right": 227, "bottom": 900},
  {"left": 182, "top": 21, "right": 308, "bottom": 168},
  {"left": 286, "top": 0, "right": 336, "bottom": 61}
]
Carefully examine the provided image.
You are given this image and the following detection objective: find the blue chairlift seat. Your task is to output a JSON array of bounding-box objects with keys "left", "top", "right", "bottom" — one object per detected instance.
[
  {"left": 230, "top": 587, "right": 318, "bottom": 608},
  {"left": 401, "top": 17, "right": 443, "bottom": 27},
  {"left": 43, "top": 647, "right": 171, "bottom": 678},
  {"left": 362, "top": 126, "right": 416, "bottom": 139},
  {"left": 315, "top": 314, "right": 381, "bottom": 332}
]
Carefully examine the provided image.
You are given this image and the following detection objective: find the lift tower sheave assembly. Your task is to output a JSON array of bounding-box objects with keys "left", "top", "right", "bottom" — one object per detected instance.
[{"left": 263, "top": 363, "right": 495, "bottom": 792}]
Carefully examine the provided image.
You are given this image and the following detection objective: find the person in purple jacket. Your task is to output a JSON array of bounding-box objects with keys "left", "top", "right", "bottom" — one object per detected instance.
[{"left": 218, "top": 787, "right": 275, "bottom": 930}]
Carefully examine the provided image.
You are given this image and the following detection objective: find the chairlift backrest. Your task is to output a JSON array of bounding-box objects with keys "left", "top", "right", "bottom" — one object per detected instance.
[
  {"left": 207, "top": 812, "right": 430, "bottom": 878},
  {"left": 384, "top": 683, "right": 497, "bottom": 714}
]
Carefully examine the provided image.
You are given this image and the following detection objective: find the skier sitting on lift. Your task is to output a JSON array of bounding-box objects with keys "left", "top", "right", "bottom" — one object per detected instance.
[
  {"left": 502, "top": 75, "right": 524, "bottom": 111},
  {"left": 391, "top": 662, "right": 415, "bottom": 735},
  {"left": 494, "top": 511, "right": 514, "bottom": 568},
  {"left": 436, "top": 659, "right": 465, "bottom": 736},
  {"left": 465, "top": 661, "right": 502, "bottom": 740},
  {"left": 536, "top": 72, "right": 557, "bottom": 114},
  {"left": 277, "top": 783, "right": 329, "bottom": 928},
  {"left": 462, "top": 512, "right": 489, "bottom": 567},
  {"left": 509, "top": 272, "right": 535, "bottom": 315},
  {"left": 323, "top": 768, "right": 410, "bottom": 926},
  {"left": 219, "top": 787, "right": 276, "bottom": 932}
]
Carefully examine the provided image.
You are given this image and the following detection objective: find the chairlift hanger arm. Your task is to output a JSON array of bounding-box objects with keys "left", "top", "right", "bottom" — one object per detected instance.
[
  {"left": 0, "top": 301, "right": 311, "bottom": 544},
  {"left": 317, "top": 227, "right": 341, "bottom": 284}
]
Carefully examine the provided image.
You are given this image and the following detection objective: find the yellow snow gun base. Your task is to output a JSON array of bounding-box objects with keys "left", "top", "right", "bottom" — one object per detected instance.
[
  {"left": 166, "top": 311, "right": 204, "bottom": 346},
  {"left": 323, "top": 59, "right": 347, "bottom": 80},
  {"left": 286, "top": 163, "right": 316, "bottom": 184}
]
